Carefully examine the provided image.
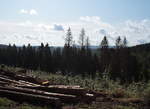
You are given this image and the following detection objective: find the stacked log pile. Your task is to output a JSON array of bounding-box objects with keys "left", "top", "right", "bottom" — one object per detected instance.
[{"left": 0, "top": 68, "right": 97, "bottom": 108}]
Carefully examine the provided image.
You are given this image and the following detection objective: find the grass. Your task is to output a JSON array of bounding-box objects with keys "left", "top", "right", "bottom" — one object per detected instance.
[
  {"left": 114, "top": 105, "right": 136, "bottom": 109},
  {"left": 30, "top": 70, "right": 148, "bottom": 98},
  {"left": 0, "top": 97, "right": 51, "bottom": 109}
]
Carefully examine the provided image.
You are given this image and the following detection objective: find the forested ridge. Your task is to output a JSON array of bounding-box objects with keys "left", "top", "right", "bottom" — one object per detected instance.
[{"left": 0, "top": 28, "right": 149, "bottom": 82}]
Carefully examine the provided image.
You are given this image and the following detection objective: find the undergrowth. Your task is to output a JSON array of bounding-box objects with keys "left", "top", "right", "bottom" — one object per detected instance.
[{"left": 1, "top": 65, "right": 150, "bottom": 109}]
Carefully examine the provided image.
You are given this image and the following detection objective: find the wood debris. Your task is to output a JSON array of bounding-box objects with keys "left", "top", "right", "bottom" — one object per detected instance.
[{"left": 0, "top": 68, "right": 97, "bottom": 108}]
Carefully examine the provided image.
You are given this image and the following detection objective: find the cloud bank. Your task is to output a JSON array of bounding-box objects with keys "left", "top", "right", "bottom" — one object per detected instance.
[{"left": 0, "top": 16, "right": 150, "bottom": 46}]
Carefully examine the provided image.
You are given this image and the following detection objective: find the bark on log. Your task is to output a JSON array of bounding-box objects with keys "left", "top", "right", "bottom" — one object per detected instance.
[
  {"left": 88, "top": 90, "right": 108, "bottom": 97},
  {"left": 0, "top": 81, "right": 9, "bottom": 86},
  {"left": 0, "top": 69, "right": 16, "bottom": 77},
  {"left": 18, "top": 85, "right": 87, "bottom": 96},
  {"left": 0, "top": 76, "right": 36, "bottom": 86},
  {"left": 18, "top": 80, "right": 41, "bottom": 86},
  {"left": 0, "top": 86, "right": 79, "bottom": 103},
  {"left": 0, "top": 76, "right": 23, "bottom": 85},
  {"left": 0, "top": 68, "right": 96, "bottom": 105},
  {"left": 0, "top": 69, "right": 49, "bottom": 85}
]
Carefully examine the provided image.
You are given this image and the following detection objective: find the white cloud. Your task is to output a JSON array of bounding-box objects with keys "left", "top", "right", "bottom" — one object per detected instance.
[
  {"left": 0, "top": 17, "right": 150, "bottom": 46},
  {"left": 20, "top": 9, "right": 28, "bottom": 14},
  {"left": 18, "top": 21, "right": 33, "bottom": 27},
  {"left": 29, "top": 9, "right": 38, "bottom": 15},
  {"left": 37, "top": 24, "right": 51, "bottom": 31},
  {"left": 80, "top": 16, "right": 101, "bottom": 23},
  {"left": 37, "top": 24, "right": 64, "bottom": 32},
  {"left": 19, "top": 9, "right": 38, "bottom": 15}
]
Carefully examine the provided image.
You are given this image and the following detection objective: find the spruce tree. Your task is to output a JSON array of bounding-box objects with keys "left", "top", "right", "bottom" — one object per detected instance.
[
  {"left": 78, "top": 28, "right": 85, "bottom": 48},
  {"left": 65, "top": 27, "right": 73, "bottom": 47}
]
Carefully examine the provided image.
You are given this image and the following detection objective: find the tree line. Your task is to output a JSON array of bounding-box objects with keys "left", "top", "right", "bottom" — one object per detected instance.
[{"left": 0, "top": 28, "right": 149, "bottom": 82}]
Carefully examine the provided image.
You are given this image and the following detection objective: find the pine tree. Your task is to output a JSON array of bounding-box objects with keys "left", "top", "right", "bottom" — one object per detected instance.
[
  {"left": 101, "top": 36, "right": 108, "bottom": 49},
  {"left": 100, "top": 36, "right": 110, "bottom": 74},
  {"left": 65, "top": 27, "right": 73, "bottom": 47},
  {"left": 78, "top": 28, "right": 85, "bottom": 48},
  {"left": 85, "top": 36, "right": 90, "bottom": 50},
  {"left": 45, "top": 43, "right": 53, "bottom": 72},
  {"left": 123, "top": 37, "right": 127, "bottom": 47},
  {"left": 38, "top": 43, "right": 45, "bottom": 70},
  {"left": 62, "top": 27, "right": 74, "bottom": 74},
  {"left": 116, "top": 36, "right": 122, "bottom": 48}
]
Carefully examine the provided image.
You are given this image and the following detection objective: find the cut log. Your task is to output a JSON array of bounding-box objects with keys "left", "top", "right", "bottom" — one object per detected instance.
[
  {"left": 18, "top": 85, "right": 87, "bottom": 96},
  {"left": 0, "top": 68, "right": 96, "bottom": 105},
  {"left": 0, "top": 76, "right": 36, "bottom": 87},
  {"left": 17, "top": 85, "right": 97, "bottom": 103},
  {"left": 18, "top": 80, "right": 41, "bottom": 86},
  {"left": 0, "top": 69, "right": 16, "bottom": 77},
  {"left": 0, "top": 76, "right": 23, "bottom": 85},
  {"left": 47, "top": 85, "right": 81, "bottom": 88},
  {"left": 0, "top": 89, "right": 61, "bottom": 108},
  {"left": 14, "top": 75, "right": 48, "bottom": 85},
  {"left": 0, "top": 74, "right": 40, "bottom": 86},
  {"left": 0, "top": 69, "right": 49, "bottom": 85},
  {"left": 0, "top": 86, "right": 79, "bottom": 103},
  {"left": 0, "top": 80, "right": 9, "bottom": 86},
  {"left": 88, "top": 90, "right": 108, "bottom": 97}
]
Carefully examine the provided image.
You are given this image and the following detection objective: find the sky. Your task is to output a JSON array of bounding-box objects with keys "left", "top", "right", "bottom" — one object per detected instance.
[{"left": 0, "top": 0, "right": 150, "bottom": 46}]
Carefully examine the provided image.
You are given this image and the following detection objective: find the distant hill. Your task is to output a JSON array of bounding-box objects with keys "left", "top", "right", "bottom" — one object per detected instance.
[
  {"left": 131, "top": 43, "right": 150, "bottom": 52},
  {"left": 0, "top": 44, "right": 8, "bottom": 48},
  {"left": 0, "top": 43, "right": 150, "bottom": 51}
]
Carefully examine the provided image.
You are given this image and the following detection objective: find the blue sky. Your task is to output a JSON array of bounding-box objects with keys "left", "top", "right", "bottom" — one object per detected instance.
[
  {"left": 1, "top": 0, "right": 150, "bottom": 22},
  {"left": 0, "top": 0, "right": 150, "bottom": 46}
]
